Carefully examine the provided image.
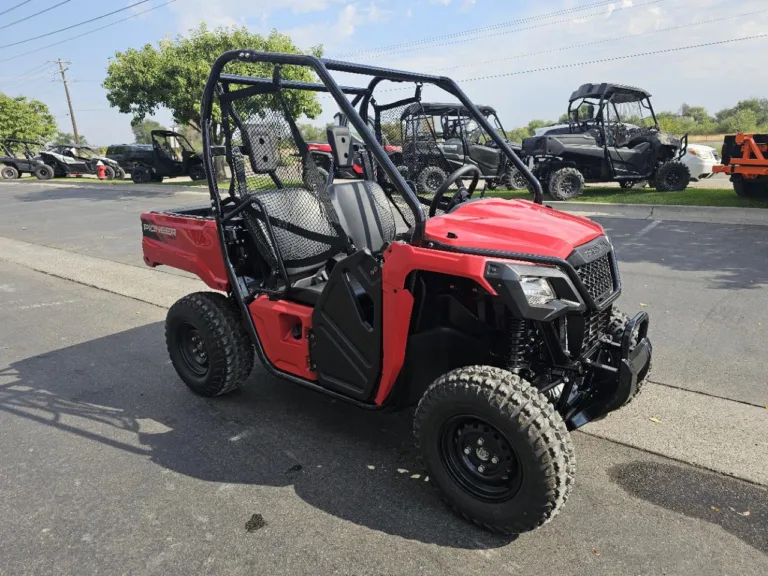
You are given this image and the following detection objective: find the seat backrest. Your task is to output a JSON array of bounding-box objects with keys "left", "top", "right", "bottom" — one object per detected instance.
[
  {"left": 327, "top": 180, "right": 396, "bottom": 253},
  {"left": 243, "top": 187, "right": 347, "bottom": 280}
]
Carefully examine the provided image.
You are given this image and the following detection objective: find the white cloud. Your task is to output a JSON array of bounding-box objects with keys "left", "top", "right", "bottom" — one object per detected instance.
[
  {"left": 169, "top": 0, "right": 349, "bottom": 32},
  {"left": 286, "top": 2, "right": 390, "bottom": 53}
]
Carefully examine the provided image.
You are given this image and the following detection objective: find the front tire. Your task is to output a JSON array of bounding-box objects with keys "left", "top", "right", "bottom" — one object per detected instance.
[
  {"left": 104, "top": 166, "right": 116, "bottom": 180},
  {"left": 189, "top": 164, "right": 205, "bottom": 181},
  {"left": 166, "top": 292, "right": 254, "bottom": 397},
  {"left": 654, "top": 161, "right": 690, "bottom": 192},
  {"left": 503, "top": 167, "right": 528, "bottom": 190},
  {"left": 417, "top": 165, "right": 448, "bottom": 195},
  {"left": 115, "top": 167, "right": 126, "bottom": 180},
  {"left": 131, "top": 166, "right": 151, "bottom": 184},
  {"left": 414, "top": 366, "right": 575, "bottom": 535},
  {"left": 548, "top": 167, "right": 585, "bottom": 200}
]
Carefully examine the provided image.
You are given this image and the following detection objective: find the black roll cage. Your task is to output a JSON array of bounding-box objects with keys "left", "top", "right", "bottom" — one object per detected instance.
[
  {"left": 200, "top": 50, "right": 542, "bottom": 244},
  {"left": 567, "top": 92, "right": 660, "bottom": 137}
]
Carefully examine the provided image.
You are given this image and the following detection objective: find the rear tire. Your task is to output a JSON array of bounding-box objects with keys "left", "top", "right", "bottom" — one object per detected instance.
[
  {"left": 414, "top": 365, "right": 575, "bottom": 535},
  {"left": 34, "top": 164, "right": 54, "bottom": 180},
  {"left": 654, "top": 161, "right": 690, "bottom": 192},
  {"left": 104, "top": 166, "right": 116, "bottom": 180},
  {"left": 732, "top": 176, "right": 767, "bottom": 198},
  {"left": 417, "top": 165, "right": 448, "bottom": 195},
  {"left": 166, "top": 292, "right": 254, "bottom": 397},
  {"left": 548, "top": 167, "right": 584, "bottom": 200},
  {"left": 1, "top": 165, "right": 19, "bottom": 179},
  {"left": 115, "top": 167, "right": 126, "bottom": 180},
  {"left": 131, "top": 166, "right": 151, "bottom": 184}
]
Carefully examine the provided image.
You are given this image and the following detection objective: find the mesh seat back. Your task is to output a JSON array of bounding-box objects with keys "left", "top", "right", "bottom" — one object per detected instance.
[
  {"left": 221, "top": 91, "right": 350, "bottom": 286},
  {"left": 327, "top": 181, "right": 396, "bottom": 254}
]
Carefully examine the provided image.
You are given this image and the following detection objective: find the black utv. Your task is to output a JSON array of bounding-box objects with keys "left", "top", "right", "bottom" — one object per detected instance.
[
  {"left": 522, "top": 83, "right": 690, "bottom": 200},
  {"left": 376, "top": 100, "right": 526, "bottom": 195},
  {"left": 130, "top": 130, "right": 205, "bottom": 184},
  {"left": 1, "top": 139, "right": 53, "bottom": 180}
]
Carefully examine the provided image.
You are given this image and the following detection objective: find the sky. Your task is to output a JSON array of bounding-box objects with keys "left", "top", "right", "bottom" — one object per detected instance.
[{"left": 1, "top": 0, "right": 767, "bottom": 145}]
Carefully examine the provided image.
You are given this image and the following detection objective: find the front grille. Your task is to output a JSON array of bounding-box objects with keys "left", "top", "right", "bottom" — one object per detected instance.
[
  {"left": 582, "top": 306, "right": 612, "bottom": 353},
  {"left": 575, "top": 253, "right": 615, "bottom": 303}
]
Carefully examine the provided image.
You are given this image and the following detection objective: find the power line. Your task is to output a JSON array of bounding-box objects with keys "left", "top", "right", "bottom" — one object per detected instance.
[
  {"left": 336, "top": 0, "right": 667, "bottom": 58},
  {"left": 0, "top": 0, "right": 152, "bottom": 50},
  {"left": 434, "top": 8, "right": 768, "bottom": 73},
  {"left": 0, "top": 0, "right": 179, "bottom": 63},
  {"left": 0, "top": 1, "right": 33, "bottom": 17},
  {"left": 352, "top": 0, "right": 666, "bottom": 61},
  {"left": 460, "top": 33, "right": 768, "bottom": 83},
  {"left": 0, "top": 1, "right": 72, "bottom": 33}
]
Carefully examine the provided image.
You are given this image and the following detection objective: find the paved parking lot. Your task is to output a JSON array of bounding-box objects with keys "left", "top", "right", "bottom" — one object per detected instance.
[{"left": 1, "top": 181, "right": 766, "bottom": 575}]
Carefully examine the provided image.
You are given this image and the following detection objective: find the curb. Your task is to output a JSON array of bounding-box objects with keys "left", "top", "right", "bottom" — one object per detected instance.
[{"left": 546, "top": 201, "right": 768, "bottom": 227}]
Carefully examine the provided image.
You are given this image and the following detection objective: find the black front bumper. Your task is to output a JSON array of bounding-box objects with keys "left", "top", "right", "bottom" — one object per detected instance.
[{"left": 566, "top": 311, "right": 652, "bottom": 430}]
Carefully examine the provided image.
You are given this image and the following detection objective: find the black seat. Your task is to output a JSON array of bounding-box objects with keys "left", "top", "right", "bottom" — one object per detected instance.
[{"left": 327, "top": 180, "right": 396, "bottom": 253}]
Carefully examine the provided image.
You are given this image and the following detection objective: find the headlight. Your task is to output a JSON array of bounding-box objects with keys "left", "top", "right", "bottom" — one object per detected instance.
[{"left": 520, "top": 277, "right": 555, "bottom": 306}]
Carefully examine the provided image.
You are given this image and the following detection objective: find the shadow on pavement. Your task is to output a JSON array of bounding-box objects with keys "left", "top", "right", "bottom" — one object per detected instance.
[
  {"left": 604, "top": 218, "right": 768, "bottom": 291},
  {"left": 0, "top": 323, "right": 512, "bottom": 549},
  {"left": 610, "top": 461, "right": 767, "bottom": 554}
]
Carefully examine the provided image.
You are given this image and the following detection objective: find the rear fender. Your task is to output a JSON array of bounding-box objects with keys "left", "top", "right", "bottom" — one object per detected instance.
[{"left": 141, "top": 211, "right": 229, "bottom": 291}]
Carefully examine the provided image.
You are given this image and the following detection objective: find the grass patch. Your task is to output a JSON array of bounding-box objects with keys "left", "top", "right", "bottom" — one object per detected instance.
[{"left": 486, "top": 186, "right": 768, "bottom": 209}]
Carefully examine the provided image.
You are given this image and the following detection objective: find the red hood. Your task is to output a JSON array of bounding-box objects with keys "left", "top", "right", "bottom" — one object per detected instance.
[{"left": 424, "top": 198, "right": 604, "bottom": 260}]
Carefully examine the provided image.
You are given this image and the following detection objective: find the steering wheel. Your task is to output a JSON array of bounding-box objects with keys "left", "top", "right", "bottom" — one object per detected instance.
[{"left": 429, "top": 164, "right": 481, "bottom": 217}]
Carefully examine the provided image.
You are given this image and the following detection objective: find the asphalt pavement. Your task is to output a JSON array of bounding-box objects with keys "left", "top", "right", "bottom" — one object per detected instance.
[{"left": 1, "top": 180, "right": 766, "bottom": 575}]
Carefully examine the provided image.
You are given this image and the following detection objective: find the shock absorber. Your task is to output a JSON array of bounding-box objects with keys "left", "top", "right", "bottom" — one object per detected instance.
[{"left": 502, "top": 310, "right": 527, "bottom": 373}]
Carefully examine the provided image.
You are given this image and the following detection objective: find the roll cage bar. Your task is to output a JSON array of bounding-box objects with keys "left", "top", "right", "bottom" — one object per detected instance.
[
  {"left": 567, "top": 91, "right": 659, "bottom": 134},
  {"left": 200, "top": 50, "right": 542, "bottom": 243}
]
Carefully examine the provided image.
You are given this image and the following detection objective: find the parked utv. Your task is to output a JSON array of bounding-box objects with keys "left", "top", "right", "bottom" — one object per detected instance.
[
  {"left": 141, "top": 51, "right": 652, "bottom": 535},
  {"left": 372, "top": 100, "right": 526, "bottom": 196},
  {"left": 522, "top": 83, "right": 690, "bottom": 200},
  {"left": 1, "top": 139, "right": 54, "bottom": 180},
  {"left": 41, "top": 145, "right": 124, "bottom": 180},
  {"left": 130, "top": 130, "right": 205, "bottom": 184}
]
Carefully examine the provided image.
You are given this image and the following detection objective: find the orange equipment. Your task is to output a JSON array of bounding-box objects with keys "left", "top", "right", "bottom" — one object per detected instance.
[{"left": 713, "top": 133, "right": 768, "bottom": 197}]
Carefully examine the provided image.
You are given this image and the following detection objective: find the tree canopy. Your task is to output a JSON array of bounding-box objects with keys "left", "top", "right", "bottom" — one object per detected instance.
[
  {"left": 0, "top": 93, "right": 57, "bottom": 142},
  {"left": 131, "top": 119, "right": 167, "bottom": 144},
  {"left": 52, "top": 131, "right": 89, "bottom": 146},
  {"left": 103, "top": 24, "right": 324, "bottom": 145}
]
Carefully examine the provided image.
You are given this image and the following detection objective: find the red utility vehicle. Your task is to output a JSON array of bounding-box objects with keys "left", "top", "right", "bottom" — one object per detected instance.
[{"left": 141, "top": 51, "right": 652, "bottom": 535}]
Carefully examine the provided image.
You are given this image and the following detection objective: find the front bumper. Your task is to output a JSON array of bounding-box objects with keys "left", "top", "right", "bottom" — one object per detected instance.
[
  {"left": 684, "top": 155, "right": 718, "bottom": 181},
  {"left": 566, "top": 311, "right": 652, "bottom": 430}
]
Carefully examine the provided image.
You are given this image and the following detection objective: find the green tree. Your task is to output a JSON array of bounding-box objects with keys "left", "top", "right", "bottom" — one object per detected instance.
[
  {"left": 0, "top": 93, "right": 57, "bottom": 141},
  {"left": 176, "top": 124, "right": 203, "bottom": 150},
  {"left": 103, "top": 24, "right": 323, "bottom": 147},
  {"left": 720, "top": 109, "right": 759, "bottom": 134},
  {"left": 131, "top": 119, "right": 167, "bottom": 144},
  {"left": 52, "top": 131, "right": 89, "bottom": 146}
]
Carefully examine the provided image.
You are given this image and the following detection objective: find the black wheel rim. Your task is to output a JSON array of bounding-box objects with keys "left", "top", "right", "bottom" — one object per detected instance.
[
  {"left": 513, "top": 171, "right": 527, "bottom": 189},
  {"left": 439, "top": 415, "right": 523, "bottom": 502},
  {"left": 176, "top": 322, "right": 209, "bottom": 377},
  {"left": 427, "top": 173, "right": 443, "bottom": 191},
  {"left": 561, "top": 175, "right": 581, "bottom": 198},
  {"left": 664, "top": 169, "right": 683, "bottom": 190}
]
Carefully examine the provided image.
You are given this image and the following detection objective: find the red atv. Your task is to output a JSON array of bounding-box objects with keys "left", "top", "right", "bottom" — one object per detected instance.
[{"left": 141, "top": 51, "right": 652, "bottom": 535}]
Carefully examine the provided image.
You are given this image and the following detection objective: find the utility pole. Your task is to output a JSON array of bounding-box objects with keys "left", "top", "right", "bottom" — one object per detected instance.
[{"left": 50, "top": 59, "right": 79, "bottom": 144}]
